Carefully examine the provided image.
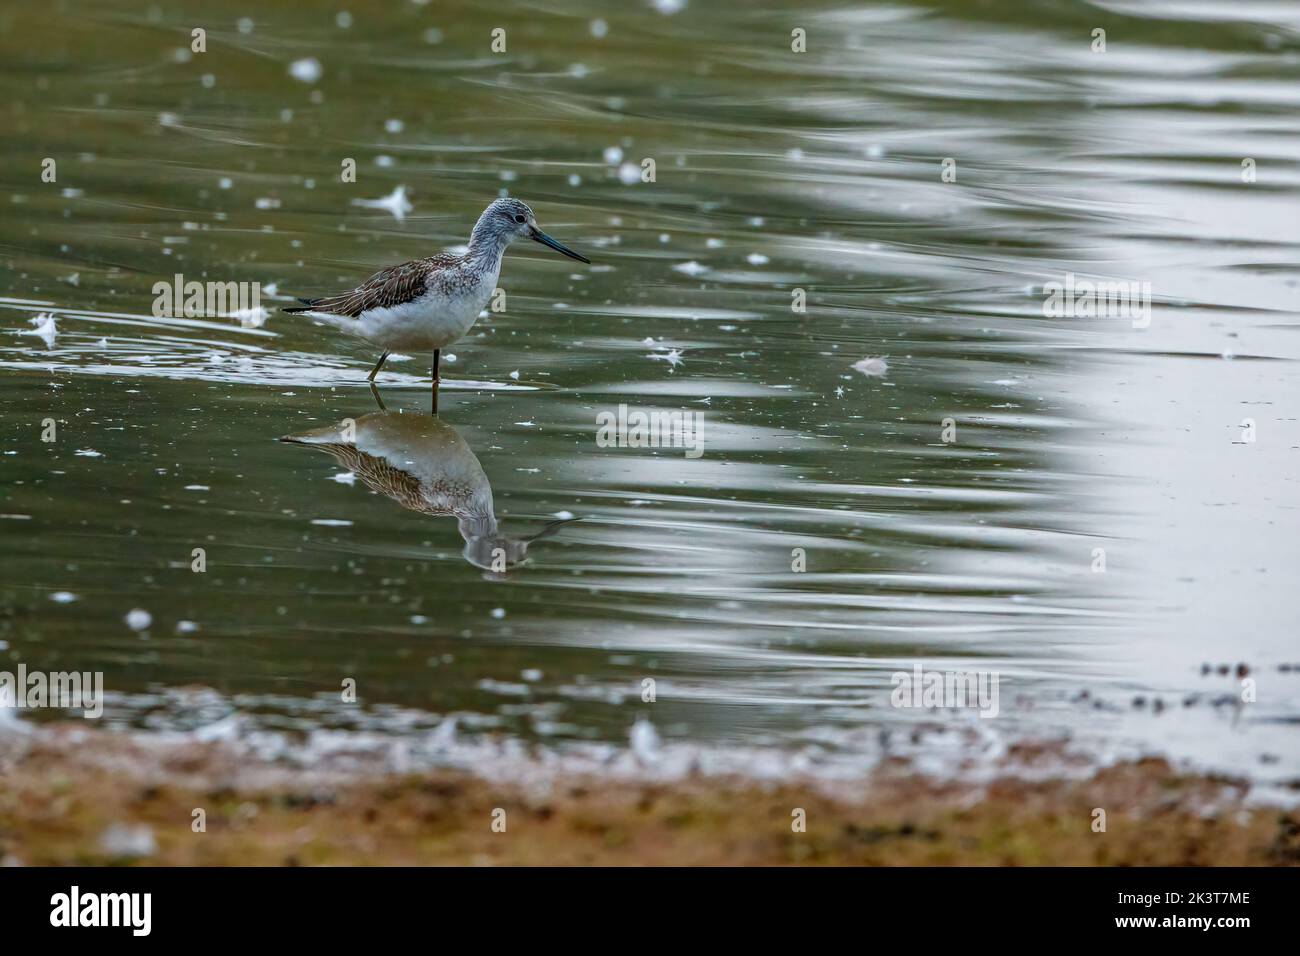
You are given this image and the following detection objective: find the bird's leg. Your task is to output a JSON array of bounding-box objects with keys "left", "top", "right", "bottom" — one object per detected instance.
[
  {"left": 431, "top": 348, "right": 440, "bottom": 415},
  {"left": 367, "top": 350, "right": 390, "bottom": 382},
  {"left": 368, "top": 380, "right": 387, "bottom": 412}
]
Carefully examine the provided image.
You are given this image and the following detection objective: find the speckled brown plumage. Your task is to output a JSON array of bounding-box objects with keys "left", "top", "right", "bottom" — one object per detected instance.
[
  {"left": 287, "top": 256, "right": 452, "bottom": 318},
  {"left": 306, "top": 441, "right": 483, "bottom": 521}
]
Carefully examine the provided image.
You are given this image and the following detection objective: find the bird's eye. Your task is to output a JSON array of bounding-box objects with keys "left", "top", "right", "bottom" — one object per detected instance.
[{"left": 514, "top": 214, "right": 526, "bottom": 224}]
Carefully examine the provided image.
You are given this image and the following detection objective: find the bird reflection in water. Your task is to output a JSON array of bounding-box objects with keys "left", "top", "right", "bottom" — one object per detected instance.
[{"left": 280, "top": 410, "right": 577, "bottom": 572}]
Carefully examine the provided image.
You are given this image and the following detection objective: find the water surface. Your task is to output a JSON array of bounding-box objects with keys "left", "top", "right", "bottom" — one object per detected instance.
[{"left": 1, "top": 0, "right": 1298, "bottom": 785}]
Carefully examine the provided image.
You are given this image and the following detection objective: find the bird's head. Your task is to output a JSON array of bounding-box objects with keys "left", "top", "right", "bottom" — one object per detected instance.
[
  {"left": 476, "top": 198, "right": 590, "bottom": 263},
  {"left": 459, "top": 514, "right": 581, "bottom": 573}
]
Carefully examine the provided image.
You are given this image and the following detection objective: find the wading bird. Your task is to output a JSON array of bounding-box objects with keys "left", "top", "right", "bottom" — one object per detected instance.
[
  {"left": 284, "top": 198, "right": 589, "bottom": 411},
  {"left": 280, "top": 410, "right": 578, "bottom": 571}
]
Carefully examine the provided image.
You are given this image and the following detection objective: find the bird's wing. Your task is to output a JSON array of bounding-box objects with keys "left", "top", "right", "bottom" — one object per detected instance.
[
  {"left": 299, "top": 256, "right": 453, "bottom": 317},
  {"left": 286, "top": 441, "right": 456, "bottom": 517}
]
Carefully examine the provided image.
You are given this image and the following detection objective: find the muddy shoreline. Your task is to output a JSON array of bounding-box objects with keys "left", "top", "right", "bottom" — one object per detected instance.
[{"left": 2, "top": 724, "right": 1297, "bottom": 866}]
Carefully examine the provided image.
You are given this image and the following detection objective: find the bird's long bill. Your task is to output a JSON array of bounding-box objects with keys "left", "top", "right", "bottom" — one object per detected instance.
[
  {"left": 525, "top": 515, "right": 582, "bottom": 543},
  {"left": 530, "top": 227, "right": 590, "bottom": 264}
]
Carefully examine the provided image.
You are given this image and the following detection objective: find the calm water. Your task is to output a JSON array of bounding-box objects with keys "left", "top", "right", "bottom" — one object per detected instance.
[{"left": 1, "top": 0, "right": 1298, "bottom": 784}]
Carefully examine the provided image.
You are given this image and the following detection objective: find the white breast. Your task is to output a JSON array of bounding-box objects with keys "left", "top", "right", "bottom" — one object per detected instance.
[{"left": 355, "top": 263, "right": 500, "bottom": 352}]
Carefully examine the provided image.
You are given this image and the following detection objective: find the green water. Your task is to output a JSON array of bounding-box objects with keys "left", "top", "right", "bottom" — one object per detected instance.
[{"left": 1, "top": 0, "right": 1298, "bottom": 781}]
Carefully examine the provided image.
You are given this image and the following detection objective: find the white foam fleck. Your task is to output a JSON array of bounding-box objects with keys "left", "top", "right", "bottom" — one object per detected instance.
[
  {"left": 351, "top": 185, "right": 412, "bottom": 221},
  {"left": 852, "top": 356, "right": 889, "bottom": 378},
  {"left": 99, "top": 823, "right": 157, "bottom": 859},
  {"left": 230, "top": 305, "right": 269, "bottom": 328},
  {"left": 673, "top": 260, "right": 708, "bottom": 277},
  {"left": 23, "top": 312, "right": 57, "bottom": 348},
  {"left": 289, "top": 57, "right": 323, "bottom": 84},
  {"left": 631, "top": 717, "right": 661, "bottom": 763}
]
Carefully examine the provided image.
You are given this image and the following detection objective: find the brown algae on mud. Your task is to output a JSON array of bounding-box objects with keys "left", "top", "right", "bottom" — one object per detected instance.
[{"left": 1, "top": 726, "right": 1297, "bottom": 866}]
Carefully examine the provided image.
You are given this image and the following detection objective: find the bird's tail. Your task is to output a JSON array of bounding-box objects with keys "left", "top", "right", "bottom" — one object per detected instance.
[{"left": 282, "top": 297, "right": 320, "bottom": 314}]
